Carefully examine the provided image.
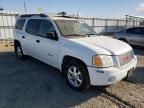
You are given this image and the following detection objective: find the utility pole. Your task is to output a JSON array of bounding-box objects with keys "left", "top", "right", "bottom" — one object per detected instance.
[
  {"left": 77, "top": 10, "right": 79, "bottom": 19},
  {"left": 24, "top": 1, "right": 27, "bottom": 13}
]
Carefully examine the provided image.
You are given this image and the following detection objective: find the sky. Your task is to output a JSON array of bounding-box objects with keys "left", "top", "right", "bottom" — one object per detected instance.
[{"left": 1, "top": 0, "right": 144, "bottom": 18}]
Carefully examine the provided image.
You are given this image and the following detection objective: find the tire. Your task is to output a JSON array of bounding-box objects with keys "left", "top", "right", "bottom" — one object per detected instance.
[
  {"left": 64, "top": 60, "right": 90, "bottom": 91},
  {"left": 15, "top": 43, "right": 25, "bottom": 59}
]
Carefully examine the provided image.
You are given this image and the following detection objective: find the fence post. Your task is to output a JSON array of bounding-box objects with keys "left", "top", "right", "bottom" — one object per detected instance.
[
  {"left": 5, "top": 11, "right": 11, "bottom": 43},
  {"left": 105, "top": 19, "right": 108, "bottom": 33},
  {"left": 92, "top": 18, "right": 95, "bottom": 29},
  {"left": 116, "top": 20, "right": 119, "bottom": 30},
  {"left": 1, "top": 10, "right": 7, "bottom": 44},
  {"left": 10, "top": 11, "right": 15, "bottom": 43},
  {"left": 133, "top": 18, "right": 135, "bottom": 27},
  {"left": 125, "top": 19, "right": 128, "bottom": 28},
  {"left": 0, "top": 10, "right": 2, "bottom": 43},
  {"left": 125, "top": 15, "right": 128, "bottom": 28}
]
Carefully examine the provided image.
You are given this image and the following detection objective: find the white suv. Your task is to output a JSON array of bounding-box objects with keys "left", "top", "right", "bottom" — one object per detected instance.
[{"left": 14, "top": 14, "right": 137, "bottom": 91}]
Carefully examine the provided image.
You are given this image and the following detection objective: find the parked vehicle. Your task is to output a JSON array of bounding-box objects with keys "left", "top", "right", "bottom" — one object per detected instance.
[
  {"left": 14, "top": 14, "right": 137, "bottom": 91},
  {"left": 114, "top": 27, "right": 144, "bottom": 47}
]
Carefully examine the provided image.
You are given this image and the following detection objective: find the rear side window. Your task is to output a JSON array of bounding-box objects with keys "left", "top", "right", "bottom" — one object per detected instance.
[
  {"left": 25, "top": 19, "right": 41, "bottom": 35},
  {"left": 141, "top": 28, "right": 144, "bottom": 35},
  {"left": 15, "top": 19, "right": 26, "bottom": 30},
  {"left": 127, "top": 27, "right": 142, "bottom": 35}
]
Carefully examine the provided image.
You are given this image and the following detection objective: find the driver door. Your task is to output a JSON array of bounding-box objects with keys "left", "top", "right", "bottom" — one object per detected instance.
[{"left": 34, "top": 19, "right": 59, "bottom": 68}]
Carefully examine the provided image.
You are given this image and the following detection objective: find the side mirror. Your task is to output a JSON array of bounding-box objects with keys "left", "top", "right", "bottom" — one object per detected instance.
[{"left": 46, "top": 32, "right": 58, "bottom": 41}]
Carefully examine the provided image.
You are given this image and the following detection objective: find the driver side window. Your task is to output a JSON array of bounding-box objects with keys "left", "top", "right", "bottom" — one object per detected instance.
[{"left": 39, "top": 20, "right": 57, "bottom": 38}]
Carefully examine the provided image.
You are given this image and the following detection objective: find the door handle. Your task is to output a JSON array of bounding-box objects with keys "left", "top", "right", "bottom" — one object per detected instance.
[
  {"left": 22, "top": 36, "right": 25, "bottom": 39},
  {"left": 36, "top": 40, "right": 40, "bottom": 43}
]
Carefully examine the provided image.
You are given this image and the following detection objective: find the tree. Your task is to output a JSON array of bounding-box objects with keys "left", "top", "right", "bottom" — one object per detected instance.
[
  {"left": 58, "top": 11, "right": 67, "bottom": 16},
  {"left": 0, "top": 7, "right": 4, "bottom": 11}
]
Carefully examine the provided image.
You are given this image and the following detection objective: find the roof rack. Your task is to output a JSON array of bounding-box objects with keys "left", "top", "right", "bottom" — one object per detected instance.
[
  {"left": 55, "top": 15, "right": 73, "bottom": 18},
  {"left": 20, "top": 13, "right": 48, "bottom": 18}
]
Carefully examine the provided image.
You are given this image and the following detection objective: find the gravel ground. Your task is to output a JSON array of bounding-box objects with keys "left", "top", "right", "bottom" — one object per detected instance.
[{"left": 0, "top": 44, "right": 143, "bottom": 108}]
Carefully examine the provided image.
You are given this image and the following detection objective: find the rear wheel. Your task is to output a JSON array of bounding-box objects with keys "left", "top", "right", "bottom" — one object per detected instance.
[
  {"left": 64, "top": 60, "right": 90, "bottom": 91},
  {"left": 15, "top": 43, "right": 25, "bottom": 59}
]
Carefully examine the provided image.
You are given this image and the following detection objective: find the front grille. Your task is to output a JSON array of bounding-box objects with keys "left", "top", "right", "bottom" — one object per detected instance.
[{"left": 118, "top": 51, "right": 134, "bottom": 67}]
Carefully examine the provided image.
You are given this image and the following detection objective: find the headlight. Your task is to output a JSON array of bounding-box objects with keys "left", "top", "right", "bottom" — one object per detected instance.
[{"left": 92, "top": 55, "right": 115, "bottom": 68}]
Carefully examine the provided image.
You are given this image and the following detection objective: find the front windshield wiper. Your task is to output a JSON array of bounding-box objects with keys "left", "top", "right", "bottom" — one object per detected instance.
[
  {"left": 64, "top": 33, "right": 98, "bottom": 37},
  {"left": 64, "top": 34, "right": 88, "bottom": 37},
  {"left": 85, "top": 33, "right": 96, "bottom": 35}
]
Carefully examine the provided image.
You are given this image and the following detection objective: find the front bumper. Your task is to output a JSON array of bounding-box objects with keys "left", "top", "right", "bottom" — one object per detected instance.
[{"left": 87, "top": 56, "right": 137, "bottom": 86}]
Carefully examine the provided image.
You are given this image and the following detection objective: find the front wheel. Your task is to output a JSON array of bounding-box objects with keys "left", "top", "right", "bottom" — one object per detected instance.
[{"left": 64, "top": 60, "right": 90, "bottom": 91}]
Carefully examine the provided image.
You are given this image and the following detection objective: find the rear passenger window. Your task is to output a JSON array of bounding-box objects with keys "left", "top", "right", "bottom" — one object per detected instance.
[
  {"left": 15, "top": 19, "right": 26, "bottom": 30},
  {"left": 25, "top": 19, "right": 41, "bottom": 35}
]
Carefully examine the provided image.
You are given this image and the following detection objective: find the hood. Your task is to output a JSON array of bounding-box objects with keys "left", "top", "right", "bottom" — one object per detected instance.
[{"left": 69, "top": 36, "right": 132, "bottom": 55}]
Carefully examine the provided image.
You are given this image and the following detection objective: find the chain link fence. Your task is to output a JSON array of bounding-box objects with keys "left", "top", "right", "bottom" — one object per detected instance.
[
  {"left": 0, "top": 11, "right": 142, "bottom": 44},
  {"left": 0, "top": 11, "right": 18, "bottom": 44}
]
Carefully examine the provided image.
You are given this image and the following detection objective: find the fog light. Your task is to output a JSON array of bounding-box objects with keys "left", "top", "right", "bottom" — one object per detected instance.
[{"left": 108, "top": 76, "right": 116, "bottom": 82}]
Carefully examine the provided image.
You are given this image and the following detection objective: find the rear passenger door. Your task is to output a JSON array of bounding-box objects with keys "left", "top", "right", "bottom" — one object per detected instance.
[{"left": 24, "top": 19, "right": 41, "bottom": 57}]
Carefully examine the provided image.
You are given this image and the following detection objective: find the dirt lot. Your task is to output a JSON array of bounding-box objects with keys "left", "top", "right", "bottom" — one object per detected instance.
[{"left": 0, "top": 44, "right": 144, "bottom": 108}]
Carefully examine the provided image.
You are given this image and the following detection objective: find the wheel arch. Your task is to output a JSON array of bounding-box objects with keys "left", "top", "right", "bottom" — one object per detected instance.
[
  {"left": 119, "top": 38, "right": 128, "bottom": 43},
  {"left": 61, "top": 55, "right": 88, "bottom": 73},
  {"left": 61, "top": 55, "right": 90, "bottom": 91},
  {"left": 14, "top": 39, "right": 21, "bottom": 52}
]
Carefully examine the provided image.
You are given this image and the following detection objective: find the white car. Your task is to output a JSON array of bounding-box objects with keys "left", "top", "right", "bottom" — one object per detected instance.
[{"left": 14, "top": 14, "right": 137, "bottom": 91}]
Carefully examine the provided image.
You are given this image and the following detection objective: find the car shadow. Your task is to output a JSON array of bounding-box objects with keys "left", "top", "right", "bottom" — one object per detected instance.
[
  {"left": 126, "top": 46, "right": 144, "bottom": 85},
  {"left": 133, "top": 46, "right": 144, "bottom": 56},
  {"left": 0, "top": 51, "right": 102, "bottom": 108},
  {"left": 126, "top": 67, "right": 144, "bottom": 85}
]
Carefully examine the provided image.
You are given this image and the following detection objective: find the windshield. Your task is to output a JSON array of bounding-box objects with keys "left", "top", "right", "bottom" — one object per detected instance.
[{"left": 55, "top": 20, "right": 97, "bottom": 37}]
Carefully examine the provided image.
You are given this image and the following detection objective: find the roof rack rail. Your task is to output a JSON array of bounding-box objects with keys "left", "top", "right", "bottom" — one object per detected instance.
[
  {"left": 55, "top": 15, "right": 73, "bottom": 18},
  {"left": 20, "top": 13, "right": 48, "bottom": 18}
]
